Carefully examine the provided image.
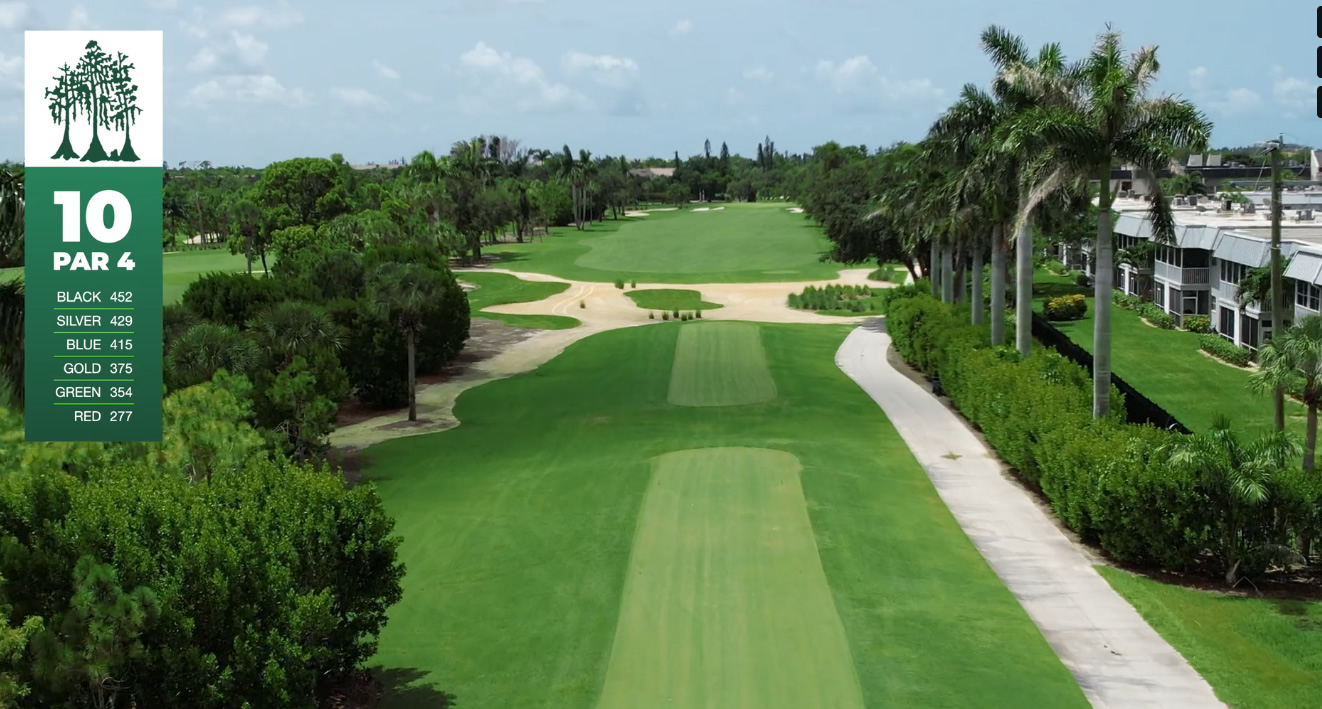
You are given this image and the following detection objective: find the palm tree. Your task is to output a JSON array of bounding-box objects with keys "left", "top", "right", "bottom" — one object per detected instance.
[
  {"left": 368, "top": 262, "right": 441, "bottom": 422},
  {"left": 0, "top": 164, "right": 23, "bottom": 269},
  {"left": 1114, "top": 240, "right": 1155, "bottom": 300},
  {"left": 1251, "top": 315, "right": 1322, "bottom": 471},
  {"left": 931, "top": 29, "right": 1074, "bottom": 351},
  {"left": 165, "top": 322, "right": 260, "bottom": 391},
  {"left": 249, "top": 301, "right": 343, "bottom": 369},
  {"left": 0, "top": 280, "right": 22, "bottom": 410},
  {"left": 1001, "top": 25, "right": 1213, "bottom": 416},
  {"left": 1165, "top": 415, "right": 1299, "bottom": 585}
]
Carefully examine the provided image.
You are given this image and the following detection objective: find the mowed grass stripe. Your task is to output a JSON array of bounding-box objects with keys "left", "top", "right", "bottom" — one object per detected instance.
[
  {"left": 596, "top": 447, "right": 864, "bottom": 709},
  {"left": 668, "top": 322, "right": 776, "bottom": 407}
]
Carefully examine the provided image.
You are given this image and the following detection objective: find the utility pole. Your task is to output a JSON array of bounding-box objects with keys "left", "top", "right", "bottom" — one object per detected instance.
[{"left": 1269, "top": 135, "right": 1286, "bottom": 431}]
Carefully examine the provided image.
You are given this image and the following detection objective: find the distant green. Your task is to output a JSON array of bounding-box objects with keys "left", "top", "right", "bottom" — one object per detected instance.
[
  {"left": 488, "top": 203, "right": 843, "bottom": 283},
  {"left": 460, "top": 271, "right": 579, "bottom": 330}
]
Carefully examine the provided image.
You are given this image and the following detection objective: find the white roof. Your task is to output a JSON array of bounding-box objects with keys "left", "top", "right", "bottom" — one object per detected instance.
[
  {"left": 1285, "top": 251, "right": 1322, "bottom": 286},
  {"left": 1176, "top": 224, "right": 1218, "bottom": 250}
]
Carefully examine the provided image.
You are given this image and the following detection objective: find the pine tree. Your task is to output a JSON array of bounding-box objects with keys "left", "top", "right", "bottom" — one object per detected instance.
[
  {"left": 73, "top": 40, "right": 116, "bottom": 162},
  {"left": 105, "top": 51, "right": 142, "bottom": 162},
  {"left": 45, "top": 64, "right": 81, "bottom": 160}
]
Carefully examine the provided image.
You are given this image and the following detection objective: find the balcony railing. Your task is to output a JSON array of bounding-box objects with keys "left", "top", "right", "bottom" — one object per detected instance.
[{"left": 1154, "top": 262, "right": 1210, "bottom": 285}]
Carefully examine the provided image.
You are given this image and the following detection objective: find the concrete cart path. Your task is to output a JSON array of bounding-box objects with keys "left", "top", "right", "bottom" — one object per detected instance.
[{"left": 835, "top": 319, "right": 1225, "bottom": 709}]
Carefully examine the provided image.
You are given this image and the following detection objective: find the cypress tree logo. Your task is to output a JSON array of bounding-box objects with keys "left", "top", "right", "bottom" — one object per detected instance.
[{"left": 44, "top": 39, "right": 142, "bottom": 163}]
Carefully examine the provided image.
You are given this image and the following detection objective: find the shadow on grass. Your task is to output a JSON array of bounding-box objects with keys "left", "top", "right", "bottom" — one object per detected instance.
[
  {"left": 375, "top": 667, "right": 457, "bottom": 708},
  {"left": 1033, "top": 280, "right": 1090, "bottom": 299}
]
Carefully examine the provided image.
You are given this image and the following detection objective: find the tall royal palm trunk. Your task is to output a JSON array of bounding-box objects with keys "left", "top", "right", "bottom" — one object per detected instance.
[
  {"left": 1093, "top": 164, "right": 1116, "bottom": 418},
  {"left": 990, "top": 227, "right": 1008, "bottom": 345},
  {"left": 929, "top": 240, "right": 940, "bottom": 297},
  {"left": 1015, "top": 219, "right": 1033, "bottom": 356},
  {"left": 941, "top": 244, "right": 954, "bottom": 303},
  {"left": 407, "top": 330, "right": 417, "bottom": 422},
  {"left": 971, "top": 245, "right": 984, "bottom": 324},
  {"left": 1306, "top": 404, "right": 1318, "bottom": 472}
]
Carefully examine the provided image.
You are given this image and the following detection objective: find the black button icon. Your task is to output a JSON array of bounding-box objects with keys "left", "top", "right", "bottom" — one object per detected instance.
[
  {"left": 1317, "top": 86, "right": 1322, "bottom": 118},
  {"left": 1318, "top": 6, "right": 1321, "bottom": 37}
]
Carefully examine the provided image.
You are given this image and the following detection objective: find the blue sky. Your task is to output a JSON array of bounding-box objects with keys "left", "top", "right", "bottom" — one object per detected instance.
[{"left": 0, "top": 0, "right": 1316, "bottom": 166}]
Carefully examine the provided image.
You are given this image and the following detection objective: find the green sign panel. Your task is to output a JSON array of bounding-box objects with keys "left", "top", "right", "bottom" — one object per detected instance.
[{"left": 24, "top": 31, "right": 163, "bottom": 442}]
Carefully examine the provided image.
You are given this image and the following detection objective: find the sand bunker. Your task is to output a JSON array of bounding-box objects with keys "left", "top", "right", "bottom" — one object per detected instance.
[
  {"left": 332, "top": 267, "right": 889, "bottom": 449},
  {"left": 693, "top": 207, "right": 710, "bottom": 212},
  {"left": 787, "top": 207, "right": 805, "bottom": 214},
  {"left": 624, "top": 210, "right": 650, "bottom": 217}
]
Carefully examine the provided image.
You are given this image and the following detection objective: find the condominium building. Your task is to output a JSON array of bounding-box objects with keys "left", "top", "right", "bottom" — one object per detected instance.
[{"left": 1065, "top": 193, "right": 1322, "bottom": 351}]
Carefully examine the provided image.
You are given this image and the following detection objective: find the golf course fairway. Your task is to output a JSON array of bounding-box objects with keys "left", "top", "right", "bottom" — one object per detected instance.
[
  {"left": 364, "top": 321, "right": 1089, "bottom": 708},
  {"left": 596, "top": 447, "right": 864, "bottom": 709}
]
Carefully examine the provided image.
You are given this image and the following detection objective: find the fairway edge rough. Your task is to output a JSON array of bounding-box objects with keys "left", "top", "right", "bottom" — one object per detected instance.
[{"left": 596, "top": 447, "right": 865, "bottom": 709}]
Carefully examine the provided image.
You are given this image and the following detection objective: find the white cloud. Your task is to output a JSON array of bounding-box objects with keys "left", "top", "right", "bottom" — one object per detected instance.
[
  {"left": 187, "top": 32, "right": 268, "bottom": 73},
  {"left": 1188, "top": 66, "right": 1260, "bottom": 115},
  {"left": 216, "top": 2, "right": 303, "bottom": 30},
  {"left": 406, "top": 91, "right": 432, "bottom": 103},
  {"left": 372, "top": 60, "right": 400, "bottom": 80},
  {"left": 67, "top": 5, "right": 94, "bottom": 30},
  {"left": 743, "top": 66, "right": 773, "bottom": 83},
  {"left": 146, "top": 0, "right": 179, "bottom": 9},
  {"left": 1269, "top": 67, "right": 1311, "bottom": 118},
  {"left": 186, "top": 74, "right": 309, "bottom": 107},
  {"left": 725, "top": 88, "right": 745, "bottom": 106},
  {"left": 0, "top": 52, "right": 20, "bottom": 98},
  {"left": 815, "top": 55, "right": 944, "bottom": 110},
  {"left": 455, "top": 41, "right": 589, "bottom": 114},
  {"left": 562, "top": 51, "right": 639, "bottom": 89},
  {"left": 331, "top": 87, "right": 389, "bottom": 111},
  {"left": 669, "top": 19, "right": 693, "bottom": 36},
  {"left": 0, "top": 2, "right": 29, "bottom": 29}
]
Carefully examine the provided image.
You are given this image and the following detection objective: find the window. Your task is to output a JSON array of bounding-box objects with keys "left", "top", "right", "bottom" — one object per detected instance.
[
  {"left": 1155, "top": 284, "right": 1165, "bottom": 308},
  {"left": 1220, "top": 306, "right": 1236, "bottom": 339},
  {"left": 1155, "top": 246, "right": 1182, "bottom": 266},
  {"left": 1220, "top": 261, "right": 1245, "bottom": 285},
  {"left": 1182, "top": 292, "right": 1199, "bottom": 315},
  {"left": 1297, "top": 281, "right": 1321, "bottom": 311},
  {"left": 1241, "top": 314, "right": 1260, "bottom": 349}
]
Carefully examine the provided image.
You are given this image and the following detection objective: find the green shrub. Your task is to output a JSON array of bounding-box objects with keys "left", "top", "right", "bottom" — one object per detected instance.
[
  {"left": 662, "top": 311, "right": 670, "bottom": 321},
  {"left": 883, "top": 292, "right": 1309, "bottom": 577},
  {"left": 1111, "top": 291, "right": 1143, "bottom": 311},
  {"left": 1199, "top": 334, "right": 1252, "bottom": 367},
  {"left": 1044, "top": 259, "right": 1067, "bottom": 275},
  {"left": 648, "top": 311, "right": 655, "bottom": 319},
  {"left": 1074, "top": 272, "right": 1090, "bottom": 287},
  {"left": 1183, "top": 314, "right": 1211, "bottom": 333},
  {"left": 614, "top": 279, "right": 624, "bottom": 289},
  {"left": 695, "top": 310, "right": 702, "bottom": 319},
  {"left": 1044, "top": 294, "right": 1087, "bottom": 321},
  {"left": 579, "top": 300, "right": 586, "bottom": 309},
  {"left": 630, "top": 280, "right": 637, "bottom": 288},
  {"left": 672, "top": 308, "right": 680, "bottom": 319},
  {"left": 1137, "top": 303, "right": 1176, "bottom": 330}
]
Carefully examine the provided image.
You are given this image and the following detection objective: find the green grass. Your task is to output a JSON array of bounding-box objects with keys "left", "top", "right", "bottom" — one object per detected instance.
[
  {"left": 487, "top": 202, "right": 844, "bottom": 283},
  {"left": 1099, "top": 567, "right": 1322, "bottom": 709},
  {"left": 596, "top": 447, "right": 864, "bottom": 709},
  {"left": 460, "top": 271, "right": 579, "bottom": 330},
  {"left": 6, "top": 249, "right": 252, "bottom": 304},
  {"left": 1037, "top": 291, "right": 1294, "bottom": 439},
  {"left": 667, "top": 322, "right": 777, "bottom": 407},
  {"left": 623, "top": 288, "right": 721, "bottom": 312},
  {"left": 363, "top": 323, "right": 1088, "bottom": 708},
  {"left": 164, "top": 249, "right": 253, "bottom": 304}
]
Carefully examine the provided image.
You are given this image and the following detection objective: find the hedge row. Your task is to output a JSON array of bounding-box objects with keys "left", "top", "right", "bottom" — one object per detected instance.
[
  {"left": 886, "top": 291, "right": 1322, "bottom": 579},
  {"left": 1199, "top": 334, "right": 1253, "bottom": 367}
]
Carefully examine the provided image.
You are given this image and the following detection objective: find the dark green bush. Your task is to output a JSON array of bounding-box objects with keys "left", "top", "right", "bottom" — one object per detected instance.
[
  {"left": 615, "top": 279, "right": 625, "bottom": 289},
  {"left": 884, "top": 293, "right": 1318, "bottom": 578},
  {"left": 182, "top": 272, "right": 305, "bottom": 329},
  {"left": 1183, "top": 314, "right": 1211, "bottom": 333},
  {"left": 649, "top": 311, "right": 655, "bottom": 319},
  {"left": 1199, "top": 334, "right": 1252, "bottom": 367},
  {"left": 1074, "top": 272, "right": 1089, "bottom": 287},
  {"left": 1136, "top": 303, "right": 1176, "bottom": 330},
  {"left": 1111, "top": 291, "right": 1144, "bottom": 310}
]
